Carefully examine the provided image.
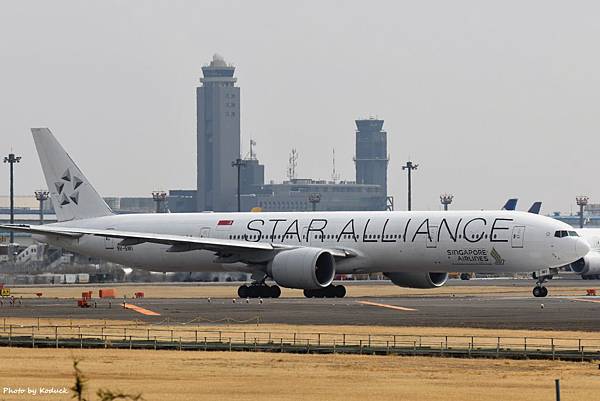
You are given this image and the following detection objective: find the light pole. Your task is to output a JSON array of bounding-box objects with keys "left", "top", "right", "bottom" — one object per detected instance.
[
  {"left": 152, "top": 191, "right": 167, "bottom": 213},
  {"left": 402, "top": 161, "right": 418, "bottom": 211},
  {"left": 4, "top": 153, "right": 21, "bottom": 244},
  {"left": 576, "top": 195, "right": 589, "bottom": 229},
  {"left": 309, "top": 193, "right": 321, "bottom": 211},
  {"left": 440, "top": 193, "right": 454, "bottom": 211},
  {"left": 34, "top": 190, "right": 49, "bottom": 224},
  {"left": 232, "top": 158, "right": 246, "bottom": 212}
]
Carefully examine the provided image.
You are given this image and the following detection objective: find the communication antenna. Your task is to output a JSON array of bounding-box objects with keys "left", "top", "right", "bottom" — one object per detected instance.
[
  {"left": 331, "top": 148, "right": 340, "bottom": 183},
  {"left": 244, "top": 138, "right": 257, "bottom": 160},
  {"left": 286, "top": 148, "right": 298, "bottom": 181}
]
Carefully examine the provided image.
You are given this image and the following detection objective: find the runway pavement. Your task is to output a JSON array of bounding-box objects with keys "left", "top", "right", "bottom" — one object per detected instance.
[{"left": 2, "top": 280, "right": 600, "bottom": 331}]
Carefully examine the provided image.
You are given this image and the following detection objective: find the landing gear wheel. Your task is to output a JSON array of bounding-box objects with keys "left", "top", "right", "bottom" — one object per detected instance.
[
  {"left": 238, "top": 285, "right": 249, "bottom": 298},
  {"left": 334, "top": 285, "right": 346, "bottom": 298},
  {"left": 238, "top": 284, "right": 281, "bottom": 299},
  {"left": 303, "top": 285, "right": 347, "bottom": 298},
  {"left": 533, "top": 286, "right": 548, "bottom": 298},
  {"left": 269, "top": 285, "right": 281, "bottom": 298}
]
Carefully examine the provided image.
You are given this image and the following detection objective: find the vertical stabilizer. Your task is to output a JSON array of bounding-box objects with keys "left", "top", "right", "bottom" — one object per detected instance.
[
  {"left": 501, "top": 198, "right": 518, "bottom": 211},
  {"left": 31, "top": 128, "right": 113, "bottom": 222},
  {"left": 528, "top": 202, "right": 542, "bottom": 214}
]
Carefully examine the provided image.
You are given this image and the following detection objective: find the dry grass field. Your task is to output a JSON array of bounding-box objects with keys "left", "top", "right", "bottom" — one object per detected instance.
[
  {"left": 0, "top": 347, "right": 598, "bottom": 401},
  {"left": 7, "top": 282, "right": 598, "bottom": 299}
]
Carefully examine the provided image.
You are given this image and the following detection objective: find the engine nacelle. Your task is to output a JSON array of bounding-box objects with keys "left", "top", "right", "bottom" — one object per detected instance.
[
  {"left": 384, "top": 272, "right": 449, "bottom": 289},
  {"left": 268, "top": 248, "right": 335, "bottom": 290},
  {"left": 570, "top": 252, "right": 600, "bottom": 276}
]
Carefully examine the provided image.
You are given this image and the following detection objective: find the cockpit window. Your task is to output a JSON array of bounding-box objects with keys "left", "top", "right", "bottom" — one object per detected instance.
[{"left": 554, "top": 230, "right": 579, "bottom": 238}]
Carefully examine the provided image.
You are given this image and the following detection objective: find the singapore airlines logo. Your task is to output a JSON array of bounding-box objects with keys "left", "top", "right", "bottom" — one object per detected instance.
[
  {"left": 54, "top": 169, "right": 84, "bottom": 207},
  {"left": 490, "top": 247, "right": 505, "bottom": 265}
]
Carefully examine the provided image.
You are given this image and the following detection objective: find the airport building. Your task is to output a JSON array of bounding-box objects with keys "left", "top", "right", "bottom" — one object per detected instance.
[
  {"left": 235, "top": 118, "right": 389, "bottom": 212},
  {"left": 191, "top": 54, "right": 389, "bottom": 213},
  {"left": 550, "top": 204, "right": 600, "bottom": 228},
  {"left": 241, "top": 179, "right": 386, "bottom": 212}
]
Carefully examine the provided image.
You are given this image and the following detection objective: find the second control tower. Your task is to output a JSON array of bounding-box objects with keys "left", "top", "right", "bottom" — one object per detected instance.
[{"left": 354, "top": 118, "right": 389, "bottom": 199}]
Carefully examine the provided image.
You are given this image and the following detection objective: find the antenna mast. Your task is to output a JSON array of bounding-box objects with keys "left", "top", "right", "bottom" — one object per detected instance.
[
  {"left": 286, "top": 148, "right": 298, "bottom": 181},
  {"left": 331, "top": 148, "right": 340, "bottom": 183}
]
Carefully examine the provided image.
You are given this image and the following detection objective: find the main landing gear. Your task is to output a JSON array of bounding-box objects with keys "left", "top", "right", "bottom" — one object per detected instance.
[
  {"left": 237, "top": 284, "right": 281, "bottom": 299},
  {"left": 303, "top": 284, "right": 346, "bottom": 298}
]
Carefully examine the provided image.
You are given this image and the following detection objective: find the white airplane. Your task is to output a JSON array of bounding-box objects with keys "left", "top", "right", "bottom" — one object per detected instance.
[
  {"left": 1, "top": 128, "right": 590, "bottom": 298},
  {"left": 565, "top": 229, "right": 600, "bottom": 280}
]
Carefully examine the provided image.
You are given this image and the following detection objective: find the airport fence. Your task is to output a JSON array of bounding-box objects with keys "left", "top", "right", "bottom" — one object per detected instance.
[{"left": 0, "top": 321, "right": 599, "bottom": 362}]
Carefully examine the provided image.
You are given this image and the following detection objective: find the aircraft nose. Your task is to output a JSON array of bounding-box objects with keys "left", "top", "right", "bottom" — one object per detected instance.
[{"left": 575, "top": 238, "right": 591, "bottom": 258}]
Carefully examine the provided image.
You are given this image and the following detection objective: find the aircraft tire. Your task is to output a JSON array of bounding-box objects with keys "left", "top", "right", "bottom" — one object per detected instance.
[
  {"left": 334, "top": 285, "right": 346, "bottom": 298},
  {"left": 533, "top": 286, "right": 548, "bottom": 298},
  {"left": 269, "top": 285, "right": 281, "bottom": 298},
  {"left": 238, "top": 285, "right": 249, "bottom": 298}
]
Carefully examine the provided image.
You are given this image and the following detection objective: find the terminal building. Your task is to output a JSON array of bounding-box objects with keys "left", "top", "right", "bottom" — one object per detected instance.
[
  {"left": 550, "top": 204, "right": 600, "bottom": 228},
  {"left": 241, "top": 179, "right": 385, "bottom": 212}
]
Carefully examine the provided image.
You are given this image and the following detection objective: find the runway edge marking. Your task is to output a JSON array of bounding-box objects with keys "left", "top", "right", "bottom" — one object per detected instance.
[
  {"left": 571, "top": 298, "right": 600, "bottom": 305},
  {"left": 122, "top": 303, "right": 161, "bottom": 316},
  {"left": 357, "top": 300, "right": 417, "bottom": 312}
]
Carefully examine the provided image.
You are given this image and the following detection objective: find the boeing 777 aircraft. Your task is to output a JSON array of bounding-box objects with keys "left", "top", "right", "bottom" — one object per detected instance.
[{"left": 1, "top": 129, "right": 590, "bottom": 298}]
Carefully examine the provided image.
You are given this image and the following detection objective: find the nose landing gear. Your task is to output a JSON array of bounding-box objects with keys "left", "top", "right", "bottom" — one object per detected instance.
[{"left": 532, "top": 270, "right": 553, "bottom": 297}]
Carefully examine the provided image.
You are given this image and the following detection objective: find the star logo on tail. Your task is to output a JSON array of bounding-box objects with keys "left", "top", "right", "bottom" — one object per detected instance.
[{"left": 53, "top": 168, "right": 83, "bottom": 207}]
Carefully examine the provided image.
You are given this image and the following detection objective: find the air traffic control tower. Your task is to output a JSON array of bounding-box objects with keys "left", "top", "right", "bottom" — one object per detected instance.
[
  {"left": 196, "top": 54, "right": 241, "bottom": 212},
  {"left": 354, "top": 118, "right": 389, "bottom": 200}
]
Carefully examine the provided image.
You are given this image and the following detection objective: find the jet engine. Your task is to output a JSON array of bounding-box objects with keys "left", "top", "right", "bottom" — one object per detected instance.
[
  {"left": 384, "top": 272, "right": 448, "bottom": 289},
  {"left": 570, "top": 252, "right": 600, "bottom": 277},
  {"left": 268, "top": 248, "right": 335, "bottom": 290}
]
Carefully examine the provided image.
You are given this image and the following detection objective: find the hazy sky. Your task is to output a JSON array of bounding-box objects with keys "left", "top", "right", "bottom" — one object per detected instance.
[{"left": 1, "top": 1, "right": 599, "bottom": 213}]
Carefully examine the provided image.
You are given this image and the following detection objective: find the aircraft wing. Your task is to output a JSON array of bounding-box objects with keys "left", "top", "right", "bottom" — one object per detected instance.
[{"left": 0, "top": 224, "right": 352, "bottom": 259}]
